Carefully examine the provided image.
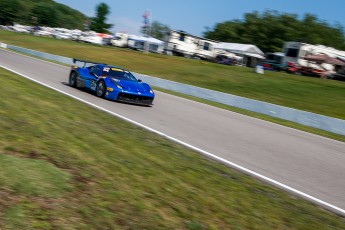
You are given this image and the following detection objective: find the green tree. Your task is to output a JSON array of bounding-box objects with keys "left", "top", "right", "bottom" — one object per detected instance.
[
  {"left": 0, "top": 0, "right": 23, "bottom": 25},
  {"left": 32, "top": 2, "right": 58, "bottom": 27},
  {"left": 204, "top": 10, "right": 345, "bottom": 53},
  {"left": 204, "top": 20, "right": 242, "bottom": 43},
  {"left": 90, "top": 2, "right": 113, "bottom": 33},
  {"left": 54, "top": 3, "right": 87, "bottom": 29},
  {"left": 0, "top": 0, "right": 87, "bottom": 28},
  {"left": 142, "top": 20, "right": 170, "bottom": 40}
]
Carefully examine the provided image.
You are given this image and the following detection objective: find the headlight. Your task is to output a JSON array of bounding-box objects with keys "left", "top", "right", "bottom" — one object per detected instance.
[{"left": 150, "top": 90, "right": 154, "bottom": 94}]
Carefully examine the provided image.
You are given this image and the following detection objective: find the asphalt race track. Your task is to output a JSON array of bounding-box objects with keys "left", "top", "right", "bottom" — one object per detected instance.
[{"left": 1, "top": 48, "right": 345, "bottom": 215}]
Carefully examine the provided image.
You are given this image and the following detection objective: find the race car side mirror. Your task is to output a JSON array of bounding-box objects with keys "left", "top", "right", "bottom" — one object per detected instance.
[{"left": 138, "top": 79, "right": 142, "bottom": 82}]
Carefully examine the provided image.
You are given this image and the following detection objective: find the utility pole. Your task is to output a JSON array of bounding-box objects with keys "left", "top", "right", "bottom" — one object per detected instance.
[{"left": 142, "top": 10, "right": 151, "bottom": 53}]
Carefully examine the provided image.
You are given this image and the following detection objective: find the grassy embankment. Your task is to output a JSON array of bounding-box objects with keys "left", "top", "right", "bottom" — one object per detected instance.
[
  {"left": 1, "top": 30, "right": 345, "bottom": 142},
  {"left": 1, "top": 66, "right": 345, "bottom": 228}
]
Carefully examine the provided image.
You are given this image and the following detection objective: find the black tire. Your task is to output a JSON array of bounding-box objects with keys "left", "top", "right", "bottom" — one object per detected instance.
[
  {"left": 96, "top": 80, "right": 106, "bottom": 98},
  {"left": 69, "top": 71, "right": 77, "bottom": 87}
]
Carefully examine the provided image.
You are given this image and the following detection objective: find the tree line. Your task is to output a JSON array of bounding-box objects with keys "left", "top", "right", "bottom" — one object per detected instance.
[
  {"left": 203, "top": 10, "right": 345, "bottom": 53},
  {"left": 0, "top": 0, "right": 115, "bottom": 33},
  {"left": 0, "top": 0, "right": 87, "bottom": 29},
  {"left": 1, "top": 0, "right": 344, "bottom": 53}
]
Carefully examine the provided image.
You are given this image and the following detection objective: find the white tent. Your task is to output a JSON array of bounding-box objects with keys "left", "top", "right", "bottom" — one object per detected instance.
[
  {"left": 127, "top": 35, "right": 164, "bottom": 53},
  {"left": 214, "top": 42, "right": 264, "bottom": 67},
  {"left": 128, "top": 35, "right": 164, "bottom": 45},
  {"left": 214, "top": 43, "right": 264, "bottom": 59}
]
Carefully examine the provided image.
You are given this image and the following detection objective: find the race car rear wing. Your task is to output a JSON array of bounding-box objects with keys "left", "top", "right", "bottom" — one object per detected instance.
[{"left": 72, "top": 58, "right": 107, "bottom": 68}]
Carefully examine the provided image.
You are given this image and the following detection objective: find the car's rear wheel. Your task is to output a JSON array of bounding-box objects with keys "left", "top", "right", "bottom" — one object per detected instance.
[
  {"left": 96, "top": 80, "right": 106, "bottom": 98},
  {"left": 69, "top": 71, "right": 77, "bottom": 87}
]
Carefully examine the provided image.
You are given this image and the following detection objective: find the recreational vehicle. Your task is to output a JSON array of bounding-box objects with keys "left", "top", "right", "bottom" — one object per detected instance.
[
  {"left": 78, "top": 31, "right": 113, "bottom": 45},
  {"left": 111, "top": 33, "right": 129, "bottom": 47},
  {"left": 111, "top": 33, "right": 164, "bottom": 53},
  {"left": 283, "top": 41, "right": 345, "bottom": 69},
  {"left": 164, "top": 30, "right": 218, "bottom": 60}
]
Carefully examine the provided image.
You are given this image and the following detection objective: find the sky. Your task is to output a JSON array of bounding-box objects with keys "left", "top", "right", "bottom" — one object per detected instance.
[{"left": 55, "top": 0, "right": 344, "bottom": 37}]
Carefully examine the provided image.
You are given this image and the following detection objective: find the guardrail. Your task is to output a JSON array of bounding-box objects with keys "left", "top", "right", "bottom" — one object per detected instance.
[{"left": 2, "top": 42, "right": 345, "bottom": 136}]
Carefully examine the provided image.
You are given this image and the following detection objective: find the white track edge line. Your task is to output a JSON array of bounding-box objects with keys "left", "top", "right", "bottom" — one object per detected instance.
[{"left": 1, "top": 64, "right": 345, "bottom": 217}]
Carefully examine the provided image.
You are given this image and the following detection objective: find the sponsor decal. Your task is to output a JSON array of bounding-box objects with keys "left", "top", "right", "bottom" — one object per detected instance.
[
  {"left": 111, "top": 68, "right": 123, "bottom": 72},
  {"left": 103, "top": 67, "right": 110, "bottom": 72},
  {"left": 107, "top": 87, "right": 113, "bottom": 92}
]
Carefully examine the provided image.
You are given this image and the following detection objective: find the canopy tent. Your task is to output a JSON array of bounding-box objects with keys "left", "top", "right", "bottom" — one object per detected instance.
[
  {"left": 128, "top": 35, "right": 164, "bottom": 45},
  {"left": 214, "top": 42, "right": 265, "bottom": 59},
  {"left": 213, "top": 49, "right": 237, "bottom": 58},
  {"left": 127, "top": 35, "right": 164, "bottom": 53},
  {"left": 214, "top": 42, "right": 264, "bottom": 67}
]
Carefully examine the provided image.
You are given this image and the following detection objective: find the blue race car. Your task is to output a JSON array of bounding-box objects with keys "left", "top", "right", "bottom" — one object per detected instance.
[{"left": 69, "top": 59, "right": 155, "bottom": 106}]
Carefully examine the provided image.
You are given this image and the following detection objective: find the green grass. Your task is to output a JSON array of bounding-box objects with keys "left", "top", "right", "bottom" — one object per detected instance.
[
  {"left": 0, "top": 154, "right": 72, "bottom": 197},
  {"left": 1, "top": 66, "right": 345, "bottom": 228},
  {"left": 1, "top": 30, "right": 345, "bottom": 120}
]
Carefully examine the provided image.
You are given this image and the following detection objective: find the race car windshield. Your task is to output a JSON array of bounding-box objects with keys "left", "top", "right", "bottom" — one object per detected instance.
[{"left": 103, "top": 67, "right": 137, "bottom": 81}]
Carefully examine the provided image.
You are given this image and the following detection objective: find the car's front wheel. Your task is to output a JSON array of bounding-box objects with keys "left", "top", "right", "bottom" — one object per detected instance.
[
  {"left": 69, "top": 71, "right": 77, "bottom": 87},
  {"left": 96, "top": 80, "right": 106, "bottom": 98}
]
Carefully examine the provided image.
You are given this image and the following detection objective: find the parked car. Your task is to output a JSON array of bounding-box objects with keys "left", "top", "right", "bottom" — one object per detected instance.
[
  {"left": 34, "top": 30, "right": 52, "bottom": 37},
  {"left": 53, "top": 32, "right": 72, "bottom": 40}
]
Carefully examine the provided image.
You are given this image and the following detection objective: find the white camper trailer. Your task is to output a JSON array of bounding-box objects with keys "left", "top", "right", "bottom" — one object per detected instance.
[
  {"left": 10, "top": 23, "right": 30, "bottom": 33},
  {"left": 111, "top": 33, "right": 164, "bottom": 53},
  {"left": 79, "top": 31, "right": 113, "bottom": 45},
  {"left": 111, "top": 33, "right": 129, "bottom": 47},
  {"left": 79, "top": 31, "right": 102, "bottom": 44},
  {"left": 283, "top": 41, "right": 345, "bottom": 69},
  {"left": 164, "top": 30, "right": 218, "bottom": 60}
]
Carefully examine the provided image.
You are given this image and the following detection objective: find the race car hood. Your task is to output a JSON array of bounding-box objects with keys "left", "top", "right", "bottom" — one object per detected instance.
[{"left": 117, "top": 80, "right": 151, "bottom": 93}]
